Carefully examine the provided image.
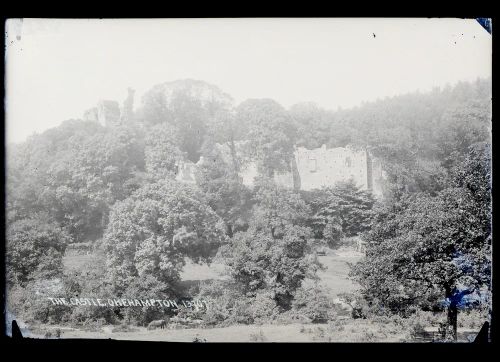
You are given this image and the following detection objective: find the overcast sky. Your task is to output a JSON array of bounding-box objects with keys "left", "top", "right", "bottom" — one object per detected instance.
[{"left": 5, "top": 18, "right": 492, "bottom": 144}]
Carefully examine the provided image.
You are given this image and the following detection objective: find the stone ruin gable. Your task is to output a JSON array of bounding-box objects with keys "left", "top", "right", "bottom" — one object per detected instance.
[
  {"left": 174, "top": 161, "right": 198, "bottom": 184},
  {"left": 82, "top": 89, "right": 136, "bottom": 128},
  {"left": 98, "top": 100, "right": 121, "bottom": 127},
  {"left": 295, "top": 145, "right": 370, "bottom": 191},
  {"left": 83, "top": 100, "right": 121, "bottom": 127},
  {"left": 173, "top": 141, "right": 296, "bottom": 189},
  {"left": 369, "top": 156, "right": 385, "bottom": 198},
  {"left": 294, "top": 144, "right": 386, "bottom": 198},
  {"left": 120, "top": 87, "right": 136, "bottom": 124}
]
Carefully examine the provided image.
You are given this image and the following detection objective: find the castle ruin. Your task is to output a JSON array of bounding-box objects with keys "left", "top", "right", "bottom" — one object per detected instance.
[
  {"left": 81, "top": 88, "right": 385, "bottom": 197},
  {"left": 83, "top": 88, "right": 136, "bottom": 128},
  {"left": 175, "top": 142, "right": 385, "bottom": 198}
]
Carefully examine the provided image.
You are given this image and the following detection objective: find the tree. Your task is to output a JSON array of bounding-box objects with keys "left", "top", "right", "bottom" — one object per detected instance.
[
  {"left": 7, "top": 121, "right": 146, "bottom": 243},
  {"left": 43, "top": 125, "right": 145, "bottom": 241},
  {"left": 144, "top": 122, "right": 184, "bottom": 179},
  {"left": 120, "top": 274, "right": 178, "bottom": 325},
  {"left": 288, "top": 102, "right": 331, "bottom": 149},
  {"left": 139, "top": 79, "right": 233, "bottom": 162},
  {"left": 216, "top": 175, "right": 318, "bottom": 310},
  {"left": 194, "top": 140, "right": 252, "bottom": 237},
  {"left": 304, "top": 179, "right": 375, "bottom": 243},
  {"left": 351, "top": 143, "right": 491, "bottom": 340},
  {"left": 6, "top": 215, "right": 71, "bottom": 286},
  {"left": 103, "top": 179, "right": 227, "bottom": 294},
  {"left": 6, "top": 119, "right": 104, "bottom": 224},
  {"left": 251, "top": 176, "right": 310, "bottom": 239},
  {"left": 235, "top": 99, "right": 297, "bottom": 176},
  {"left": 221, "top": 224, "right": 318, "bottom": 310}
]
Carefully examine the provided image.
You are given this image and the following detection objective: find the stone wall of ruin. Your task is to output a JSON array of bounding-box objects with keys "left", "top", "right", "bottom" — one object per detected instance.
[
  {"left": 175, "top": 143, "right": 385, "bottom": 198},
  {"left": 295, "top": 145, "right": 368, "bottom": 191}
]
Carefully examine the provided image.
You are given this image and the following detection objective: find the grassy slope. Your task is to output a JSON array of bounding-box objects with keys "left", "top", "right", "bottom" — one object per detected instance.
[
  {"left": 52, "top": 246, "right": 380, "bottom": 342},
  {"left": 47, "top": 246, "right": 480, "bottom": 342}
]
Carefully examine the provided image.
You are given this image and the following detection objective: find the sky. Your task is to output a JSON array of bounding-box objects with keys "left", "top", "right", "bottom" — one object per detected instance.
[{"left": 5, "top": 18, "right": 492, "bottom": 144}]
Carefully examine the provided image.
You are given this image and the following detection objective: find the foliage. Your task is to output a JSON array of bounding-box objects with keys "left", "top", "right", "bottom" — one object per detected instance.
[
  {"left": 195, "top": 140, "right": 252, "bottom": 236},
  {"left": 5, "top": 77, "right": 492, "bottom": 333},
  {"left": 103, "top": 179, "right": 227, "bottom": 294},
  {"left": 196, "top": 280, "right": 254, "bottom": 326},
  {"left": 304, "top": 179, "right": 375, "bottom": 243},
  {"left": 119, "top": 274, "right": 177, "bottom": 326},
  {"left": 220, "top": 225, "right": 319, "bottom": 310},
  {"left": 64, "top": 250, "right": 118, "bottom": 325},
  {"left": 197, "top": 280, "right": 280, "bottom": 326},
  {"left": 249, "top": 330, "right": 268, "bottom": 342},
  {"left": 351, "top": 142, "right": 491, "bottom": 339},
  {"left": 235, "top": 99, "right": 297, "bottom": 175},
  {"left": 7, "top": 122, "right": 145, "bottom": 243},
  {"left": 7, "top": 278, "right": 71, "bottom": 325},
  {"left": 6, "top": 215, "right": 70, "bottom": 286},
  {"left": 139, "top": 79, "right": 233, "bottom": 162},
  {"left": 252, "top": 177, "right": 310, "bottom": 238},
  {"left": 292, "top": 284, "right": 336, "bottom": 323},
  {"left": 288, "top": 102, "right": 332, "bottom": 149},
  {"left": 144, "top": 122, "right": 184, "bottom": 179}
]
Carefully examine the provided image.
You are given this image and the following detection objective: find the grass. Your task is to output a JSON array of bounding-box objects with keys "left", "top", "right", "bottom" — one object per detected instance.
[
  {"left": 26, "top": 320, "right": 409, "bottom": 342},
  {"left": 52, "top": 245, "right": 372, "bottom": 342},
  {"left": 53, "top": 245, "right": 481, "bottom": 342},
  {"left": 304, "top": 246, "right": 363, "bottom": 298},
  {"left": 180, "top": 259, "right": 227, "bottom": 281},
  {"left": 63, "top": 250, "right": 97, "bottom": 273},
  {"left": 176, "top": 246, "right": 363, "bottom": 298}
]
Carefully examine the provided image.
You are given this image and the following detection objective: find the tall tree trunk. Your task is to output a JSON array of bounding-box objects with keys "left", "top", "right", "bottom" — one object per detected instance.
[
  {"left": 447, "top": 303, "right": 458, "bottom": 341},
  {"left": 445, "top": 285, "right": 458, "bottom": 341},
  {"left": 226, "top": 223, "right": 233, "bottom": 238}
]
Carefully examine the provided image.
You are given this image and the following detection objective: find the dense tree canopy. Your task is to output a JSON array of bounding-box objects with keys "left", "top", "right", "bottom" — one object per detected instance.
[
  {"left": 138, "top": 79, "right": 234, "bottom": 162},
  {"left": 235, "top": 99, "right": 297, "bottom": 175},
  {"left": 194, "top": 140, "right": 252, "bottom": 237},
  {"left": 6, "top": 215, "right": 71, "bottom": 286},
  {"left": 351, "top": 141, "right": 491, "bottom": 340},
  {"left": 6, "top": 77, "right": 491, "bottom": 336},
  {"left": 144, "top": 122, "right": 184, "bottom": 179},
  {"left": 103, "top": 179, "right": 227, "bottom": 294}
]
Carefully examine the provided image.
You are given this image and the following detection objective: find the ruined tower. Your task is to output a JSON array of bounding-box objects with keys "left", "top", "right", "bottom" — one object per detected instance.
[{"left": 82, "top": 88, "right": 136, "bottom": 128}]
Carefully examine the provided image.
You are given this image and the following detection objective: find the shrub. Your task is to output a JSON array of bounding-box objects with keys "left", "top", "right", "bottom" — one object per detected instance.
[
  {"left": 311, "top": 326, "right": 327, "bottom": 341},
  {"left": 222, "top": 225, "right": 318, "bottom": 311},
  {"left": 63, "top": 256, "right": 118, "bottom": 326},
  {"left": 458, "top": 308, "right": 490, "bottom": 329},
  {"left": 248, "top": 291, "right": 279, "bottom": 324},
  {"left": 337, "top": 292, "right": 382, "bottom": 319},
  {"left": 197, "top": 280, "right": 252, "bottom": 326},
  {"left": 120, "top": 274, "right": 177, "bottom": 326},
  {"left": 323, "top": 217, "right": 344, "bottom": 249},
  {"left": 292, "top": 284, "right": 335, "bottom": 323},
  {"left": 249, "top": 330, "right": 268, "bottom": 342},
  {"left": 6, "top": 216, "right": 70, "bottom": 286},
  {"left": 408, "top": 319, "right": 427, "bottom": 340},
  {"left": 193, "top": 335, "right": 207, "bottom": 342},
  {"left": 7, "top": 280, "right": 72, "bottom": 325}
]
